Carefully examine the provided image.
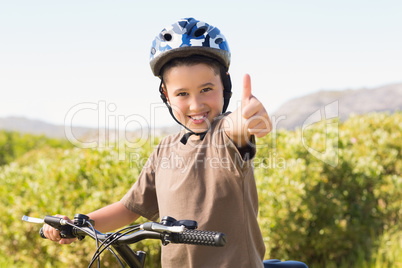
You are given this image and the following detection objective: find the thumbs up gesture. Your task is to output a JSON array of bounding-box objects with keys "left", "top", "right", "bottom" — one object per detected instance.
[
  {"left": 225, "top": 74, "right": 272, "bottom": 147},
  {"left": 241, "top": 74, "right": 271, "bottom": 137}
]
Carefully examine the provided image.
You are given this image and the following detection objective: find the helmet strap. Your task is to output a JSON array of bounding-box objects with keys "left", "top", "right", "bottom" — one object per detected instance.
[{"left": 221, "top": 69, "right": 232, "bottom": 113}]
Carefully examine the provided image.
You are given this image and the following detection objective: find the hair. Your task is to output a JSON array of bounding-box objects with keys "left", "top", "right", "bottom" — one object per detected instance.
[{"left": 160, "top": 54, "right": 226, "bottom": 83}]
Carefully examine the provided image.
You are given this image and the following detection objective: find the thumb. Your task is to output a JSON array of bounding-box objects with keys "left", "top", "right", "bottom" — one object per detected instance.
[{"left": 242, "top": 74, "right": 252, "bottom": 107}]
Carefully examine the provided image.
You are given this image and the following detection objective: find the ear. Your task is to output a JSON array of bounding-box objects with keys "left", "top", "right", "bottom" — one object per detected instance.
[{"left": 160, "top": 83, "right": 170, "bottom": 103}]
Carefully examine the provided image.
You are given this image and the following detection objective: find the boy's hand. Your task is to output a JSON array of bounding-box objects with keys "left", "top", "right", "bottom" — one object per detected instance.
[
  {"left": 42, "top": 215, "right": 77, "bottom": 244},
  {"left": 241, "top": 74, "right": 271, "bottom": 138},
  {"left": 225, "top": 74, "right": 272, "bottom": 147}
]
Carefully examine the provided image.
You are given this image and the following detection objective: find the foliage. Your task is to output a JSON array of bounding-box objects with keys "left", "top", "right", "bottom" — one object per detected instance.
[
  {"left": 0, "top": 130, "right": 71, "bottom": 166},
  {"left": 0, "top": 112, "right": 401, "bottom": 267},
  {"left": 256, "top": 112, "right": 401, "bottom": 267},
  {"left": 0, "top": 141, "right": 160, "bottom": 267}
]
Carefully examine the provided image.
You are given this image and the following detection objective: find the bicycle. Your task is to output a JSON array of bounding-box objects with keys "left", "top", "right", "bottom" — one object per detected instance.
[{"left": 22, "top": 214, "right": 308, "bottom": 268}]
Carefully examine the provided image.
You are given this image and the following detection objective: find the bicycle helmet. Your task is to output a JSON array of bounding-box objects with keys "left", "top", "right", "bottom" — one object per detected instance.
[
  {"left": 150, "top": 17, "right": 231, "bottom": 77},
  {"left": 149, "top": 18, "right": 232, "bottom": 144}
]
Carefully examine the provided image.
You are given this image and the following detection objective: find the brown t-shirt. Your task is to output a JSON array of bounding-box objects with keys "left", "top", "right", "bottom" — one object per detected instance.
[{"left": 121, "top": 114, "right": 265, "bottom": 268}]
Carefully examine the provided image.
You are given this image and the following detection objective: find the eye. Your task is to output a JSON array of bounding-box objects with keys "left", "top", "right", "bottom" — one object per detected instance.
[
  {"left": 201, "top": 87, "right": 212, "bottom": 93},
  {"left": 177, "top": 92, "right": 188, "bottom": 97}
]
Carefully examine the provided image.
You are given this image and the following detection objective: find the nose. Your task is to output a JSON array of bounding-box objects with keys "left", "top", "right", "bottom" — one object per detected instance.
[{"left": 189, "top": 95, "right": 205, "bottom": 112}]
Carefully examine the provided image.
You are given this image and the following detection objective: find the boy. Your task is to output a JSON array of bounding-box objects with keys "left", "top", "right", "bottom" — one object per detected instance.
[{"left": 44, "top": 17, "right": 271, "bottom": 267}]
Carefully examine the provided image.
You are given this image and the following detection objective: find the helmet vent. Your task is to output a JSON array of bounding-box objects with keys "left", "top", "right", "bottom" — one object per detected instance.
[
  {"left": 194, "top": 27, "right": 207, "bottom": 37},
  {"left": 215, "top": 38, "right": 223, "bottom": 44},
  {"left": 163, "top": 33, "right": 173, "bottom": 41}
]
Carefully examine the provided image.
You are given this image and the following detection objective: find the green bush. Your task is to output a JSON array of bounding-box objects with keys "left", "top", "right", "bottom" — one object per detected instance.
[
  {"left": 0, "top": 130, "right": 71, "bottom": 166},
  {"left": 256, "top": 112, "right": 401, "bottom": 267},
  {"left": 0, "top": 142, "right": 161, "bottom": 267},
  {"left": 0, "top": 112, "right": 401, "bottom": 267}
]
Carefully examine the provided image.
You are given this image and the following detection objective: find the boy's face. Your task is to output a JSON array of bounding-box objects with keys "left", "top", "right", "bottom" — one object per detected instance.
[{"left": 163, "top": 63, "right": 224, "bottom": 133}]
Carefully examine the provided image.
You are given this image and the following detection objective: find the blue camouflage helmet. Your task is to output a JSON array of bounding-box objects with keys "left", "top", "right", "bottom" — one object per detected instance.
[{"left": 149, "top": 17, "right": 231, "bottom": 77}]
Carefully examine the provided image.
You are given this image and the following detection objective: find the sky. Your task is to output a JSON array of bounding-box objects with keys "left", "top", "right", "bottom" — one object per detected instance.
[{"left": 1, "top": 0, "right": 401, "bottom": 130}]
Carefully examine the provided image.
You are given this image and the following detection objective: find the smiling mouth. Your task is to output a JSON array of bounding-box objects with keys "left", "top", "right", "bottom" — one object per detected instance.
[{"left": 188, "top": 112, "right": 208, "bottom": 124}]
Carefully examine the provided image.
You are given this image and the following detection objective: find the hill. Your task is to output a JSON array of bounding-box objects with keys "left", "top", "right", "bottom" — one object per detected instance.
[
  {"left": 0, "top": 116, "right": 180, "bottom": 141},
  {"left": 272, "top": 82, "right": 402, "bottom": 130},
  {"left": 0, "top": 116, "right": 90, "bottom": 139}
]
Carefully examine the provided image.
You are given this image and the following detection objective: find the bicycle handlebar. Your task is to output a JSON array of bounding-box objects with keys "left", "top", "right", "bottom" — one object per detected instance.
[
  {"left": 24, "top": 214, "right": 309, "bottom": 268},
  {"left": 36, "top": 214, "right": 226, "bottom": 247},
  {"left": 24, "top": 214, "right": 226, "bottom": 268}
]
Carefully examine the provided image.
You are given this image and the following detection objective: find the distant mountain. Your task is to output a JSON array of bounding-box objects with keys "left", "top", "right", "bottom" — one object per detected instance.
[
  {"left": 0, "top": 116, "right": 180, "bottom": 141},
  {"left": 1, "top": 82, "right": 401, "bottom": 138},
  {"left": 0, "top": 117, "right": 87, "bottom": 139},
  {"left": 272, "top": 83, "right": 402, "bottom": 130}
]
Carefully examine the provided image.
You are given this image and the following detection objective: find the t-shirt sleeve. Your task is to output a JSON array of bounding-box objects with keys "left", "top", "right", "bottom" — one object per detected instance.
[
  {"left": 214, "top": 115, "right": 256, "bottom": 173},
  {"left": 236, "top": 135, "right": 256, "bottom": 160},
  {"left": 120, "top": 151, "right": 159, "bottom": 221}
]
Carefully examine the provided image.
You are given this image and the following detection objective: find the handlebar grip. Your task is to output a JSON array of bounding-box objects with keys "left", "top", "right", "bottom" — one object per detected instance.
[
  {"left": 170, "top": 229, "right": 226, "bottom": 247},
  {"left": 39, "top": 226, "right": 77, "bottom": 239},
  {"left": 39, "top": 227, "right": 47, "bottom": 239},
  {"left": 42, "top": 216, "right": 75, "bottom": 239}
]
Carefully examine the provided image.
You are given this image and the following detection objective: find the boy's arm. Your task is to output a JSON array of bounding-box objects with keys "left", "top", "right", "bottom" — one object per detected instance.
[
  {"left": 224, "top": 74, "right": 272, "bottom": 148},
  {"left": 87, "top": 201, "right": 140, "bottom": 233}
]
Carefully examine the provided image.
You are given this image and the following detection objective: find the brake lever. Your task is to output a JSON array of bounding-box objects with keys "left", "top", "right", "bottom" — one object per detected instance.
[{"left": 22, "top": 215, "right": 44, "bottom": 224}]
